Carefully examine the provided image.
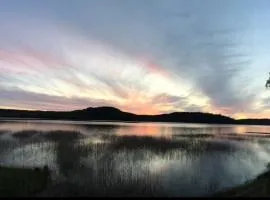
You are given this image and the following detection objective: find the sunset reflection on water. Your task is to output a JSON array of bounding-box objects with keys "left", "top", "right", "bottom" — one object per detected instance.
[{"left": 115, "top": 124, "right": 173, "bottom": 138}]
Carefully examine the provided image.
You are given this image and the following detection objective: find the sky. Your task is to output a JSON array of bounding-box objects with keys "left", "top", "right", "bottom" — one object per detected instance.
[{"left": 0, "top": 0, "right": 270, "bottom": 118}]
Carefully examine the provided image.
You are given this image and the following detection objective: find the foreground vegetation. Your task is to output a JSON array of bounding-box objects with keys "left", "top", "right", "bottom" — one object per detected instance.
[
  {"left": 0, "top": 165, "right": 50, "bottom": 197},
  {"left": 1, "top": 160, "right": 270, "bottom": 197},
  {"left": 214, "top": 167, "right": 270, "bottom": 197}
]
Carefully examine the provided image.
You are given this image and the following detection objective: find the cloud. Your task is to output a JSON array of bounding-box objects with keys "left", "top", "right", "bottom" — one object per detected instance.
[
  {"left": 0, "top": 0, "right": 270, "bottom": 116},
  {"left": 0, "top": 87, "right": 117, "bottom": 111},
  {"left": 56, "top": 0, "right": 257, "bottom": 114}
]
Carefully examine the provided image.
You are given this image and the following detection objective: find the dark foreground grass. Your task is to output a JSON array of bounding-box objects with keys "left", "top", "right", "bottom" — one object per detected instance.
[
  {"left": 214, "top": 169, "right": 270, "bottom": 197},
  {"left": 0, "top": 165, "right": 51, "bottom": 197}
]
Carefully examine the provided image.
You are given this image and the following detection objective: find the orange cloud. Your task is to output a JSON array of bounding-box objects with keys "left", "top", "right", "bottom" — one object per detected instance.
[{"left": 138, "top": 56, "right": 169, "bottom": 77}]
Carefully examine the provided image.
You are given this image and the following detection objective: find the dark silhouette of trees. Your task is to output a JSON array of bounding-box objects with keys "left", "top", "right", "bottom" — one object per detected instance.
[{"left": 1, "top": 106, "right": 270, "bottom": 125}]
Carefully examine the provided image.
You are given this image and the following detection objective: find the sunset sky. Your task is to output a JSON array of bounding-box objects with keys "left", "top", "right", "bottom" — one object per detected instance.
[{"left": 1, "top": 0, "right": 270, "bottom": 119}]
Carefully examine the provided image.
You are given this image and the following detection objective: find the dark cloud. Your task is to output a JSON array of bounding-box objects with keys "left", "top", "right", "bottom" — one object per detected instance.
[
  {"left": 184, "top": 104, "right": 204, "bottom": 113},
  {"left": 0, "top": 87, "right": 117, "bottom": 111},
  {"left": 151, "top": 93, "right": 188, "bottom": 106}
]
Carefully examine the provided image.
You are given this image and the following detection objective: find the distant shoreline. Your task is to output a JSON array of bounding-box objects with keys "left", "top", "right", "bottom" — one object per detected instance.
[
  {"left": 0, "top": 117, "right": 269, "bottom": 128},
  {"left": 0, "top": 117, "right": 234, "bottom": 125},
  {"left": 1, "top": 106, "right": 270, "bottom": 126}
]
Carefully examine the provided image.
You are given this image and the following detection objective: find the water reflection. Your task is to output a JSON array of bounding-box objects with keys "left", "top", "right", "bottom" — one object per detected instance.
[
  {"left": 0, "top": 120, "right": 270, "bottom": 196},
  {"left": 115, "top": 125, "right": 172, "bottom": 138},
  {"left": 2, "top": 120, "right": 270, "bottom": 137}
]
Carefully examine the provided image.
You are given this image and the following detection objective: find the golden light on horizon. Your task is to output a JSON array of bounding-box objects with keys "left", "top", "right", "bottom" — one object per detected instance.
[{"left": 0, "top": 106, "right": 36, "bottom": 111}]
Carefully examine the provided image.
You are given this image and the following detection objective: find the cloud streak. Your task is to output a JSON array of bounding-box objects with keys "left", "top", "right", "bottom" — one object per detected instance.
[{"left": 0, "top": 0, "right": 270, "bottom": 118}]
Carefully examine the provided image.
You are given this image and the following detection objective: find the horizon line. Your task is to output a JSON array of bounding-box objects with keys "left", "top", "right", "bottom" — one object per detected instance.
[{"left": 1, "top": 105, "right": 269, "bottom": 121}]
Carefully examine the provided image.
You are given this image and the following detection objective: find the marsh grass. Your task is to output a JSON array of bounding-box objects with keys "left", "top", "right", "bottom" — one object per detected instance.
[
  {"left": 103, "top": 135, "right": 238, "bottom": 153},
  {"left": 12, "top": 130, "right": 84, "bottom": 141},
  {"left": 0, "top": 165, "right": 50, "bottom": 197},
  {"left": 12, "top": 130, "right": 40, "bottom": 139},
  {"left": 43, "top": 130, "right": 84, "bottom": 141},
  {"left": 0, "top": 130, "right": 8, "bottom": 135},
  {"left": 2, "top": 129, "right": 269, "bottom": 197}
]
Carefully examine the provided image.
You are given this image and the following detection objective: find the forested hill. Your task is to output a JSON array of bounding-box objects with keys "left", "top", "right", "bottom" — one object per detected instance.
[{"left": 0, "top": 106, "right": 270, "bottom": 125}]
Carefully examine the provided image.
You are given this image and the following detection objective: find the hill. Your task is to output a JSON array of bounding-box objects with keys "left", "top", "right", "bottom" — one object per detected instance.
[{"left": 0, "top": 106, "right": 270, "bottom": 125}]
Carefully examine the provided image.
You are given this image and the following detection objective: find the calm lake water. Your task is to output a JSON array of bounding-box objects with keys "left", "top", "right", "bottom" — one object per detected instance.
[{"left": 0, "top": 120, "right": 270, "bottom": 197}]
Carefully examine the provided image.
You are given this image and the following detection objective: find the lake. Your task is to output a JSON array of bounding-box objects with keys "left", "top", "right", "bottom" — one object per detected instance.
[{"left": 0, "top": 120, "right": 270, "bottom": 197}]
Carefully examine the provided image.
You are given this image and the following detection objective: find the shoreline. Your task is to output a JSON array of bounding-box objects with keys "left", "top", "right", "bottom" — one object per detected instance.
[
  {"left": 0, "top": 117, "right": 266, "bottom": 127},
  {"left": 213, "top": 167, "right": 270, "bottom": 197}
]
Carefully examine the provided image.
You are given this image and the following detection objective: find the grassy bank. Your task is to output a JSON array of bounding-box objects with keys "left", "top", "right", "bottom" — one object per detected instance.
[
  {"left": 0, "top": 165, "right": 50, "bottom": 197},
  {"left": 214, "top": 168, "right": 270, "bottom": 197},
  {"left": 1, "top": 163, "right": 269, "bottom": 197}
]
